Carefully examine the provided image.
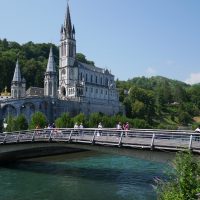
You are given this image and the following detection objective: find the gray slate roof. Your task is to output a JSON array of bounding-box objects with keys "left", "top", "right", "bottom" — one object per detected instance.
[
  {"left": 12, "top": 59, "right": 22, "bottom": 82},
  {"left": 77, "top": 61, "right": 114, "bottom": 77},
  {"left": 46, "top": 47, "right": 56, "bottom": 72},
  {"left": 26, "top": 87, "right": 44, "bottom": 97}
]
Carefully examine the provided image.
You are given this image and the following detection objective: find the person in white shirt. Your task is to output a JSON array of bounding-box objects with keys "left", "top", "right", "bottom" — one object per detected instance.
[
  {"left": 97, "top": 122, "right": 102, "bottom": 136},
  {"left": 98, "top": 122, "right": 102, "bottom": 129},
  {"left": 74, "top": 122, "right": 79, "bottom": 129},
  {"left": 195, "top": 125, "right": 200, "bottom": 141},
  {"left": 195, "top": 126, "right": 200, "bottom": 133},
  {"left": 79, "top": 123, "right": 83, "bottom": 129},
  {"left": 79, "top": 122, "right": 84, "bottom": 136},
  {"left": 116, "top": 122, "right": 122, "bottom": 130}
]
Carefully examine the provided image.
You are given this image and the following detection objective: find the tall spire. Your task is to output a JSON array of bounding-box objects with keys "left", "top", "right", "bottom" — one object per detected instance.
[
  {"left": 46, "top": 47, "right": 56, "bottom": 72},
  {"left": 12, "top": 59, "right": 22, "bottom": 82},
  {"left": 64, "top": 3, "right": 72, "bottom": 35}
]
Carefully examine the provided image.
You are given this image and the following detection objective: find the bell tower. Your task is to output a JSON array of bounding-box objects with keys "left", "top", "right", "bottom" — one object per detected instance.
[{"left": 59, "top": 3, "right": 77, "bottom": 98}]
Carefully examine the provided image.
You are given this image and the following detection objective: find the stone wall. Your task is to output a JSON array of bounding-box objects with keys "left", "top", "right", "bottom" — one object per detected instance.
[{"left": 0, "top": 96, "right": 121, "bottom": 123}]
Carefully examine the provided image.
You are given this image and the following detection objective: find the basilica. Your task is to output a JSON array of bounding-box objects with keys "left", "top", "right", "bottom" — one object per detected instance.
[{"left": 0, "top": 4, "right": 121, "bottom": 122}]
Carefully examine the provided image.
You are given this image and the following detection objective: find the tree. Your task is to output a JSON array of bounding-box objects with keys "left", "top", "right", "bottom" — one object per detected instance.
[
  {"left": 88, "top": 112, "right": 102, "bottom": 128},
  {"left": 128, "top": 86, "right": 156, "bottom": 124},
  {"left": 5, "top": 115, "right": 15, "bottom": 132},
  {"left": 76, "top": 53, "right": 95, "bottom": 66},
  {"left": 55, "top": 112, "right": 72, "bottom": 128},
  {"left": 15, "top": 114, "right": 28, "bottom": 131},
  {"left": 29, "top": 112, "right": 47, "bottom": 129},
  {"left": 101, "top": 115, "right": 115, "bottom": 128},
  {"left": 178, "top": 111, "right": 192, "bottom": 125},
  {"left": 157, "top": 151, "right": 200, "bottom": 200},
  {"left": 72, "top": 113, "right": 86, "bottom": 127}
]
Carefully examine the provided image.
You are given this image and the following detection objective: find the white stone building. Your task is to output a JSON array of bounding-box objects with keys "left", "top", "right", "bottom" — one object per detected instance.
[{"left": 0, "top": 4, "right": 121, "bottom": 123}]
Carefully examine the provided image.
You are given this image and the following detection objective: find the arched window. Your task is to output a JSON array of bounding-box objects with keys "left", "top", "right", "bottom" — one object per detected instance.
[
  {"left": 14, "top": 90, "right": 17, "bottom": 98},
  {"left": 86, "top": 74, "right": 88, "bottom": 82},
  {"left": 91, "top": 75, "right": 93, "bottom": 83},
  {"left": 80, "top": 72, "right": 83, "bottom": 81},
  {"left": 49, "top": 82, "right": 52, "bottom": 96},
  {"left": 61, "top": 87, "right": 66, "bottom": 96},
  {"left": 105, "top": 78, "right": 108, "bottom": 86},
  {"left": 63, "top": 43, "right": 66, "bottom": 56}
]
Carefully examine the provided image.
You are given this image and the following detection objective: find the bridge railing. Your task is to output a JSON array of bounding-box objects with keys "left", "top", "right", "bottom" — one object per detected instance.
[{"left": 1, "top": 128, "right": 200, "bottom": 153}]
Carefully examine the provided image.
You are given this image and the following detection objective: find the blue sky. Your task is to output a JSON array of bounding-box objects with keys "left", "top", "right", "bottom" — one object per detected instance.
[{"left": 1, "top": 0, "right": 200, "bottom": 84}]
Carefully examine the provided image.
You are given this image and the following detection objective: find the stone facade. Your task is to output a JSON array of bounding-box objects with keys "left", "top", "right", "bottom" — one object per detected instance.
[{"left": 0, "top": 4, "right": 121, "bottom": 123}]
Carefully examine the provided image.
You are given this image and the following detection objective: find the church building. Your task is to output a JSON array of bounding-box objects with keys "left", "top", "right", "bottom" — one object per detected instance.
[{"left": 0, "top": 4, "right": 121, "bottom": 123}]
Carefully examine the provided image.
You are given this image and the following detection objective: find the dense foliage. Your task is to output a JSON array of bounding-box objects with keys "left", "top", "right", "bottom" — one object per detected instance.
[
  {"left": 0, "top": 39, "right": 59, "bottom": 91},
  {"left": 76, "top": 53, "right": 95, "bottom": 66},
  {"left": 29, "top": 112, "right": 47, "bottom": 129},
  {"left": 157, "top": 151, "right": 200, "bottom": 200},
  {"left": 3, "top": 111, "right": 147, "bottom": 132},
  {"left": 54, "top": 112, "right": 146, "bottom": 129},
  {"left": 4, "top": 115, "right": 28, "bottom": 132},
  {"left": 1, "top": 38, "right": 200, "bottom": 129},
  {"left": 0, "top": 39, "right": 95, "bottom": 92},
  {"left": 117, "top": 76, "right": 200, "bottom": 128}
]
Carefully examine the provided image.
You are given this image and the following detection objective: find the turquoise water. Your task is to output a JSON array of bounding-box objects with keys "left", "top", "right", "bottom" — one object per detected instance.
[{"left": 0, "top": 151, "right": 169, "bottom": 200}]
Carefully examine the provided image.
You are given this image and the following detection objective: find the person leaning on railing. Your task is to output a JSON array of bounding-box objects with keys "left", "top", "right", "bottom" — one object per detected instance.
[
  {"left": 195, "top": 126, "right": 200, "bottom": 133},
  {"left": 194, "top": 125, "right": 200, "bottom": 141},
  {"left": 97, "top": 122, "right": 102, "bottom": 136},
  {"left": 123, "top": 122, "right": 129, "bottom": 137}
]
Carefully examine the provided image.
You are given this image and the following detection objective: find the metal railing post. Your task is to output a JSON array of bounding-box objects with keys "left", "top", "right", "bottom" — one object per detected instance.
[
  {"left": 49, "top": 130, "right": 52, "bottom": 142},
  {"left": 17, "top": 132, "right": 20, "bottom": 143},
  {"left": 189, "top": 135, "right": 193, "bottom": 150},
  {"left": 32, "top": 131, "right": 35, "bottom": 142},
  {"left": 91, "top": 130, "right": 96, "bottom": 145},
  {"left": 3, "top": 134, "right": 7, "bottom": 144},
  {"left": 151, "top": 133, "right": 155, "bottom": 150},
  {"left": 118, "top": 131, "right": 124, "bottom": 147},
  {"left": 68, "top": 130, "right": 73, "bottom": 143}
]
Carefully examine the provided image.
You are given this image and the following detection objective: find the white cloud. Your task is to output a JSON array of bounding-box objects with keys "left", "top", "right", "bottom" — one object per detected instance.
[
  {"left": 146, "top": 67, "right": 157, "bottom": 77},
  {"left": 185, "top": 73, "right": 200, "bottom": 85}
]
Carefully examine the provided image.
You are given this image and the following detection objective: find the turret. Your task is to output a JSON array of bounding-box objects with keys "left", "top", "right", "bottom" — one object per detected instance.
[
  {"left": 44, "top": 47, "right": 57, "bottom": 97},
  {"left": 11, "top": 59, "right": 26, "bottom": 98},
  {"left": 12, "top": 59, "right": 21, "bottom": 83}
]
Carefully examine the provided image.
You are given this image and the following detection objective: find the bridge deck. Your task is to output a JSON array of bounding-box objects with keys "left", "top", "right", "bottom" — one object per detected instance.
[{"left": 0, "top": 128, "right": 200, "bottom": 154}]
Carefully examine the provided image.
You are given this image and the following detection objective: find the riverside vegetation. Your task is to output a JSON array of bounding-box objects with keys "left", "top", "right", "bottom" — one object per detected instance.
[
  {"left": 157, "top": 151, "right": 200, "bottom": 200},
  {"left": 1, "top": 38, "right": 200, "bottom": 131}
]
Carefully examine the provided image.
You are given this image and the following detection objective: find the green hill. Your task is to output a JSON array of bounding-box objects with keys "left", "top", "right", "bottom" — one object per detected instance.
[{"left": 1, "top": 38, "right": 200, "bottom": 129}]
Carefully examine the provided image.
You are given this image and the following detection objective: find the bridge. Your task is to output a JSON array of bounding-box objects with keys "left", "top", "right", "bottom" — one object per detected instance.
[{"left": 0, "top": 128, "right": 200, "bottom": 163}]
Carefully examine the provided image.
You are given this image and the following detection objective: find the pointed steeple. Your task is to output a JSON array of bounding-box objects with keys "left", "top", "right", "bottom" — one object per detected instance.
[
  {"left": 72, "top": 24, "right": 75, "bottom": 34},
  {"left": 64, "top": 3, "right": 72, "bottom": 36},
  {"left": 44, "top": 47, "right": 57, "bottom": 98},
  {"left": 60, "top": 24, "right": 64, "bottom": 34},
  {"left": 12, "top": 59, "right": 22, "bottom": 82},
  {"left": 46, "top": 47, "right": 56, "bottom": 72}
]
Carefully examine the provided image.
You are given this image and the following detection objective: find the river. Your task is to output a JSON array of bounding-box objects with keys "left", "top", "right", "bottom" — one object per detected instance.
[{"left": 0, "top": 151, "right": 170, "bottom": 200}]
